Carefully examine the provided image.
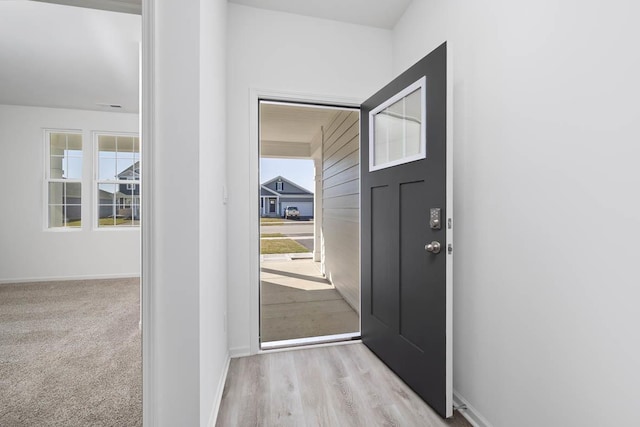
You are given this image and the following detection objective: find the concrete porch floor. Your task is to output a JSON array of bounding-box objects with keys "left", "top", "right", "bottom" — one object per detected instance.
[{"left": 260, "top": 259, "right": 359, "bottom": 343}]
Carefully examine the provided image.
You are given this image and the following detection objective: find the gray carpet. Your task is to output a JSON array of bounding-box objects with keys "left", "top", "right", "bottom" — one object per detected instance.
[{"left": 0, "top": 278, "right": 142, "bottom": 426}]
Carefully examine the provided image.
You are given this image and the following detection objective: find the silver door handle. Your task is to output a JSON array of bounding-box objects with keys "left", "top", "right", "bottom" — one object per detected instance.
[{"left": 425, "top": 241, "right": 441, "bottom": 254}]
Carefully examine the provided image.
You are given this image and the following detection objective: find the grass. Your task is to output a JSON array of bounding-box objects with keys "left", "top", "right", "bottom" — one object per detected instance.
[
  {"left": 261, "top": 218, "right": 284, "bottom": 225},
  {"left": 261, "top": 233, "right": 284, "bottom": 238},
  {"left": 63, "top": 220, "right": 83, "bottom": 227},
  {"left": 260, "top": 239, "right": 309, "bottom": 254},
  {"left": 65, "top": 218, "right": 139, "bottom": 227}
]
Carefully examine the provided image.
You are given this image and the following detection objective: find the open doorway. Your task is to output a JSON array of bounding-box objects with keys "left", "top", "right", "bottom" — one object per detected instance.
[{"left": 258, "top": 100, "right": 361, "bottom": 349}]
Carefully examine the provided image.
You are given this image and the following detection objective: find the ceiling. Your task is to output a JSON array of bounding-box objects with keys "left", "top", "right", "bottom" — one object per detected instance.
[
  {"left": 32, "top": 0, "right": 142, "bottom": 15},
  {"left": 229, "top": 0, "right": 412, "bottom": 29},
  {"left": 260, "top": 102, "right": 340, "bottom": 144},
  {"left": 0, "top": 1, "right": 140, "bottom": 113},
  {"left": 31, "top": 0, "right": 142, "bottom": 15},
  {"left": 0, "top": 1, "right": 407, "bottom": 114},
  {"left": 261, "top": 102, "right": 358, "bottom": 159},
  {"left": 32, "top": 0, "right": 414, "bottom": 28}
]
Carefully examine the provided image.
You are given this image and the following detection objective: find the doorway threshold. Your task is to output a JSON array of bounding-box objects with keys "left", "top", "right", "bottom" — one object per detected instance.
[{"left": 261, "top": 332, "right": 360, "bottom": 351}]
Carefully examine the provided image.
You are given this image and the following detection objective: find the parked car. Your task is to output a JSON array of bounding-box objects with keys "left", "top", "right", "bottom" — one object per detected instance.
[{"left": 284, "top": 206, "right": 300, "bottom": 219}]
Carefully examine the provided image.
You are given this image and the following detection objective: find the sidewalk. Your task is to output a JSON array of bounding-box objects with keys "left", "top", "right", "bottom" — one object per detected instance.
[
  {"left": 260, "top": 259, "right": 359, "bottom": 342},
  {"left": 260, "top": 235, "right": 313, "bottom": 241},
  {"left": 261, "top": 220, "right": 314, "bottom": 225},
  {"left": 261, "top": 252, "right": 313, "bottom": 262}
]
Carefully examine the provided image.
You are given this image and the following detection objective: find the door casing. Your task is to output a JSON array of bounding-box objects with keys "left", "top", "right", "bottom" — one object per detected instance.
[{"left": 249, "top": 89, "right": 362, "bottom": 355}]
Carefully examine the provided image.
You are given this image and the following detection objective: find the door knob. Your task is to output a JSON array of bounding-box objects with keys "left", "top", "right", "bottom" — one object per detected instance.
[{"left": 425, "top": 241, "right": 441, "bottom": 254}]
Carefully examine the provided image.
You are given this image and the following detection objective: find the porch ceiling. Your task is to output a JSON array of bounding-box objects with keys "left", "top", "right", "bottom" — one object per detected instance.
[{"left": 260, "top": 102, "right": 339, "bottom": 159}]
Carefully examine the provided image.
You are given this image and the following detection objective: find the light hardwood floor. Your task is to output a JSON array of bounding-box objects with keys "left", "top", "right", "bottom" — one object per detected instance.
[
  {"left": 261, "top": 260, "right": 359, "bottom": 342},
  {"left": 216, "top": 343, "right": 470, "bottom": 427}
]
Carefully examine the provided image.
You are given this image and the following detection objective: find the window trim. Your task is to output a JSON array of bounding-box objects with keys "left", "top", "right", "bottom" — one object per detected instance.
[
  {"left": 43, "top": 129, "right": 84, "bottom": 231},
  {"left": 368, "top": 76, "right": 427, "bottom": 172},
  {"left": 93, "top": 131, "right": 141, "bottom": 231}
]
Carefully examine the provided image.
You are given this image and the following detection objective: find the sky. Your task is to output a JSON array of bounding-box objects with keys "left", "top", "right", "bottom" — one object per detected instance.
[
  {"left": 260, "top": 158, "right": 315, "bottom": 193},
  {"left": 62, "top": 150, "right": 316, "bottom": 194}
]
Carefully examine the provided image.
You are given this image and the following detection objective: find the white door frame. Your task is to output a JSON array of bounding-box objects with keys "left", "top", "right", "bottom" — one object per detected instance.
[
  {"left": 140, "top": 0, "right": 154, "bottom": 425},
  {"left": 249, "top": 89, "right": 361, "bottom": 355}
]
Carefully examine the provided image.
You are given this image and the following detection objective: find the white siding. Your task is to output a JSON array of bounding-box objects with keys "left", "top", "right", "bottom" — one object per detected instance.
[{"left": 322, "top": 110, "right": 360, "bottom": 313}]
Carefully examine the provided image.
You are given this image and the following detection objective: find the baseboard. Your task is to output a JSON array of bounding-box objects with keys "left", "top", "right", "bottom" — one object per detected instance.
[
  {"left": 0, "top": 273, "right": 140, "bottom": 284},
  {"left": 207, "top": 353, "right": 231, "bottom": 427},
  {"left": 453, "top": 390, "right": 494, "bottom": 427},
  {"left": 229, "top": 346, "right": 250, "bottom": 358}
]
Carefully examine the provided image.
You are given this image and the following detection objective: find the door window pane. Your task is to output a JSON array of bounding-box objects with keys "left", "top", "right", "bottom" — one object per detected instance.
[{"left": 369, "top": 77, "right": 426, "bottom": 171}]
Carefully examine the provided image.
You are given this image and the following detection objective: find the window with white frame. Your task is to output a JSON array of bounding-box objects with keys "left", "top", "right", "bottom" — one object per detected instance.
[
  {"left": 46, "top": 131, "right": 83, "bottom": 228},
  {"left": 369, "top": 76, "right": 426, "bottom": 172},
  {"left": 96, "top": 134, "right": 140, "bottom": 227}
]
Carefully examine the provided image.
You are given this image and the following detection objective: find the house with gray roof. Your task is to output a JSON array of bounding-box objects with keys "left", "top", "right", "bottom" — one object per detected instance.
[{"left": 260, "top": 176, "right": 313, "bottom": 219}]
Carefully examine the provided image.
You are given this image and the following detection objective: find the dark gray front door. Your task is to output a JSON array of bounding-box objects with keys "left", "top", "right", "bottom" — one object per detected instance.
[{"left": 361, "top": 42, "right": 452, "bottom": 418}]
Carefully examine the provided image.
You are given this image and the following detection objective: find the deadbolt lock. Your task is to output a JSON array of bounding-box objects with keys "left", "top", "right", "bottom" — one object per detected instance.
[
  {"left": 430, "top": 208, "right": 442, "bottom": 229},
  {"left": 425, "top": 241, "right": 441, "bottom": 254}
]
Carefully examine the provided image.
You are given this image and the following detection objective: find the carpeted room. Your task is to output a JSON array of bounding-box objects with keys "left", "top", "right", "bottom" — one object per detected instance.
[
  {"left": 0, "top": 2, "right": 143, "bottom": 425},
  {"left": 0, "top": 278, "right": 142, "bottom": 426}
]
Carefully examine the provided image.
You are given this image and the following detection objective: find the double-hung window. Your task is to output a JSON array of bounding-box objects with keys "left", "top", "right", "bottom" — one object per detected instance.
[
  {"left": 46, "top": 131, "right": 83, "bottom": 228},
  {"left": 96, "top": 133, "right": 140, "bottom": 228}
]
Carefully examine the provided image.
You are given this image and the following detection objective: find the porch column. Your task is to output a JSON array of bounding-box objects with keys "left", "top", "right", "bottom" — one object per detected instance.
[{"left": 313, "top": 158, "right": 323, "bottom": 262}]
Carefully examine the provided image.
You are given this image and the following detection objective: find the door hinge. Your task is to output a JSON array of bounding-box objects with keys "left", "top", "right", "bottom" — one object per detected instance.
[{"left": 447, "top": 244, "right": 453, "bottom": 255}]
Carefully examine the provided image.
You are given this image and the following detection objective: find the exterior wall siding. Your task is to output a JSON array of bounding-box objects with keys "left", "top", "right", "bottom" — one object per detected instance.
[{"left": 322, "top": 110, "right": 360, "bottom": 313}]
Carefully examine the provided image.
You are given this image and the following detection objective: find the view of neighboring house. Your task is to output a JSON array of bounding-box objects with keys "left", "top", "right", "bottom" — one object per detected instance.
[
  {"left": 53, "top": 183, "right": 119, "bottom": 223},
  {"left": 95, "top": 161, "right": 140, "bottom": 221},
  {"left": 115, "top": 161, "right": 140, "bottom": 220},
  {"left": 56, "top": 160, "right": 140, "bottom": 224},
  {"left": 260, "top": 176, "right": 313, "bottom": 218}
]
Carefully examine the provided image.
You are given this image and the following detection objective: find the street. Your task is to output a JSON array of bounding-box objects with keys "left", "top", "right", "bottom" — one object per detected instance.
[{"left": 261, "top": 220, "right": 314, "bottom": 252}]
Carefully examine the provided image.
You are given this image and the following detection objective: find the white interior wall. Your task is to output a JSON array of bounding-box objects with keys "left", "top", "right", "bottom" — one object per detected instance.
[
  {"left": 393, "top": 1, "right": 640, "bottom": 426},
  {"left": 226, "top": 3, "right": 393, "bottom": 355},
  {"left": 0, "top": 104, "right": 140, "bottom": 282},
  {"left": 149, "top": 0, "right": 228, "bottom": 425},
  {"left": 198, "top": 0, "right": 228, "bottom": 425}
]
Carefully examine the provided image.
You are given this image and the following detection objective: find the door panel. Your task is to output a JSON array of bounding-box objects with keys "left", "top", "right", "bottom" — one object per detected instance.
[
  {"left": 399, "top": 179, "right": 429, "bottom": 351},
  {"left": 361, "top": 42, "right": 451, "bottom": 418},
  {"left": 370, "top": 185, "right": 395, "bottom": 328}
]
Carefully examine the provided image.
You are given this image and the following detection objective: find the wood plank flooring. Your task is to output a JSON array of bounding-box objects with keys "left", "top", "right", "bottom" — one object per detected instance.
[
  {"left": 216, "top": 343, "right": 471, "bottom": 427},
  {"left": 261, "top": 260, "right": 359, "bottom": 342}
]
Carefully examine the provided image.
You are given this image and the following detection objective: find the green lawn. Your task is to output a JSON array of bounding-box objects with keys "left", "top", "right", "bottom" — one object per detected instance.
[
  {"left": 99, "top": 218, "right": 139, "bottom": 227},
  {"left": 66, "top": 218, "right": 139, "bottom": 227},
  {"left": 261, "top": 233, "right": 284, "bottom": 238},
  {"left": 260, "top": 239, "right": 308, "bottom": 254},
  {"left": 261, "top": 218, "right": 284, "bottom": 225}
]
